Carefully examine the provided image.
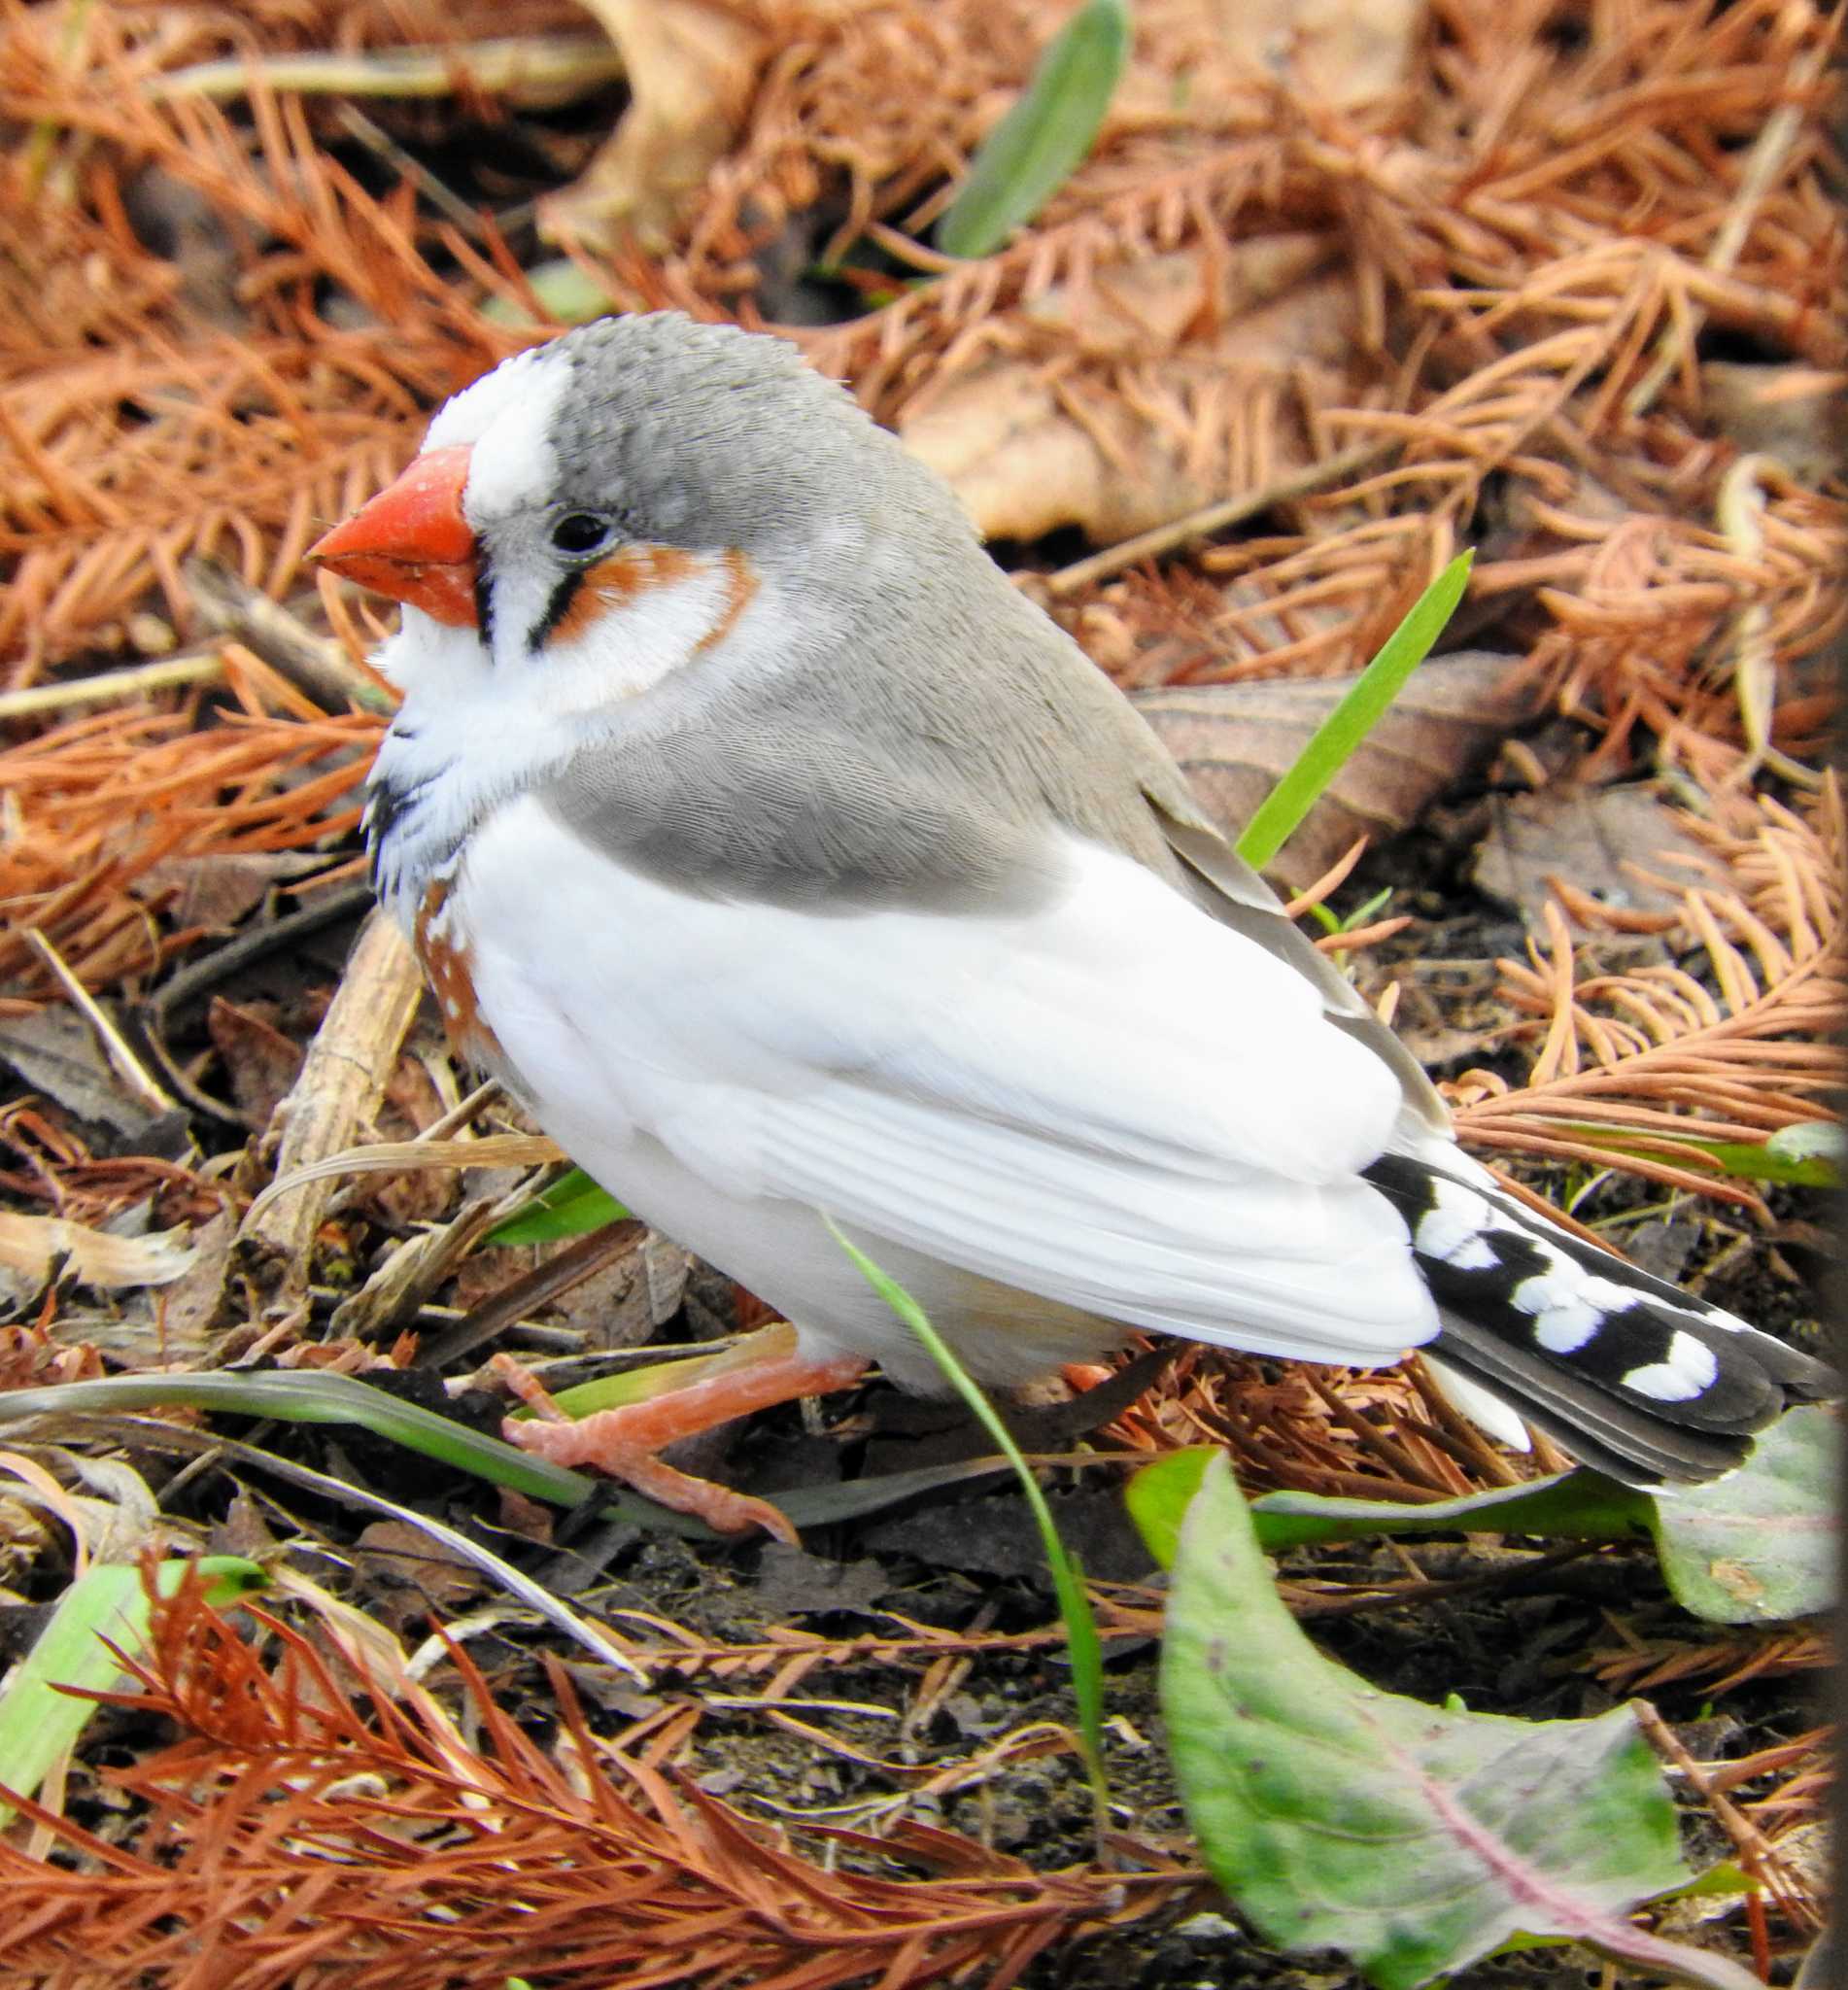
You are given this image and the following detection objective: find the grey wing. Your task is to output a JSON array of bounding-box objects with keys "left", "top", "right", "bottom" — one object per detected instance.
[{"left": 1146, "top": 788, "right": 1454, "bottom": 1143}]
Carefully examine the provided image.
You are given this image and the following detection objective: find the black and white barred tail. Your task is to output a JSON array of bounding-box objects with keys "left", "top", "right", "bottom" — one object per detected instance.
[{"left": 1364, "top": 1154, "right": 1833, "bottom": 1486}]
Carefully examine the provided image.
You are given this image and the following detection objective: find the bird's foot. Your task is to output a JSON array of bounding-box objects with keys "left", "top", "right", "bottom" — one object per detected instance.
[
  {"left": 1059, "top": 1361, "right": 1115, "bottom": 1391},
  {"left": 494, "top": 1322, "right": 868, "bottom": 1544}
]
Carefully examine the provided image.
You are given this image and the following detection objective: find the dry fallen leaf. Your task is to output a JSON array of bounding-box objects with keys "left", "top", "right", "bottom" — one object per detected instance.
[
  {"left": 1135, "top": 650, "right": 1547, "bottom": 890},
  {"left": 1470, "top": 786, "right": 1720, "bottom": 927},
  {"left": 0, "top": 1212, "right": 198, "bottom": 1304},
  {"left": 355, "top": 1519, "right": 489, "bottom": 1627},
  {"left": 541, "top": 0, "right": 770, "bottom": 248},
  {"left": 207, "top": 997, "right": 308, "bottom": 1128},
  {"left": 899, "top": 238, "right": 1358, "bottom": 542},
  {"left": 135, "top": 853, "right": 330, "bottom": 934},
  {"left": 0, "top": 1009, "right": 168, "bottom": 1141},
  {"left": 1701, "top": 363, "right": 1848, "bottom": 489}
]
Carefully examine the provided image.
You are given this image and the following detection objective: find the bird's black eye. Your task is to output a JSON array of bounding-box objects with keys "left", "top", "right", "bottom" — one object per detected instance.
[{"left": 551, "top": 512, "right": 612, "bottom": 556}]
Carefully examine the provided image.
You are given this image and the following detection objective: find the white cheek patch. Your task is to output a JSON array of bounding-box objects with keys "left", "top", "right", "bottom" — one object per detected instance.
[
  {"left": 1621, "top": 1330, "right": 1721, "bottom": 1402},
  {"left": 531, "top": 561, "right": 738, "bottom": 713}
]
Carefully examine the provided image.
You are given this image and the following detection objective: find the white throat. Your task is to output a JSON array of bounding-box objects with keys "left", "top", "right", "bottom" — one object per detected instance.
[{"left": 365, "top": 558, "right": 778, "bottom": 926}]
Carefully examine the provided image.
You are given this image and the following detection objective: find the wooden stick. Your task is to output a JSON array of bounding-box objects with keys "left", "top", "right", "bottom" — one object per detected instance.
[
  {"left": 237, "top": 909, "right": 424, "bottom": 1304},
  {"left": 0, "top": 653, "right": 225, "bottom": 721},
  {"left": 23, "top": 929, "right": 178, "bottom": 1118},
  {"left": 183, "top": 559, "right": 394, "bottom": 715},
  {"left": 1044, "top": 440, "right": 1389, "bottom": 598},
  {"left": 147, "top": 34, "right": 624, "bottom": 105}
]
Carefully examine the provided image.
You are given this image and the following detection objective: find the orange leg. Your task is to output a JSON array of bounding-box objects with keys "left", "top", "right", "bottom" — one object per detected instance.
[
  {"left": 496, "top": 1322, "right": 867, "bottom": 1544},
  {"left": 1059, "top": 1361, "right": 1115, "bottom": 1391}
]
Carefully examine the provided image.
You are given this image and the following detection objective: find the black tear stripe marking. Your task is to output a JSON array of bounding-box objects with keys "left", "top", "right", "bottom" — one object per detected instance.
[
  {"left": 1362, "top": 1151, "right": 1832, "bottom": 1459},
  {"left": 529, "top": 568, "right": 582, "bottom": 653}
]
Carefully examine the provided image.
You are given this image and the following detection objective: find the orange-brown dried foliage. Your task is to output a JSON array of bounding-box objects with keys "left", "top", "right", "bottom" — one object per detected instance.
[{"left": 0, "top": 1570, "right": 1191, "bottom": 1990}]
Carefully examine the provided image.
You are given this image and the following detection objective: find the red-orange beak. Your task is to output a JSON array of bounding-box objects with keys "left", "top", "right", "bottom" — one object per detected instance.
[{"left": 309, "top": 444, "right": 479, "bottom": 627}]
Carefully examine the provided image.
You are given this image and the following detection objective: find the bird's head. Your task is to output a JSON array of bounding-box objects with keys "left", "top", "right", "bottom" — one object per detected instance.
[{"left": 312, "top": 312, "right": 974, "bottom": 716}]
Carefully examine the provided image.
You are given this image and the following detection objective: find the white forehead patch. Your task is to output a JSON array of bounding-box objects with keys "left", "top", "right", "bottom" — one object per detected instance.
[{"left": 425, "top": 342, "right": 571, "bottom": 525}]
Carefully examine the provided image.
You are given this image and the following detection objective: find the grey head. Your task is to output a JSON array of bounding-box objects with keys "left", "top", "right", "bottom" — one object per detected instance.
[
  {"left": 540, "top": 313, "right": 981, "bottom": 579},
  {"left": 441, "top": 312, "right": 989, "bottom": 664}
]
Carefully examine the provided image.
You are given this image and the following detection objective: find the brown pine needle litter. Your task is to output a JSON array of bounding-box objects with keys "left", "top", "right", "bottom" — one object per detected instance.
[
  {"left": 0, "top": 1570, "right": 1195, "bottom": 1990},
  {"left": 0, "top": 0, "right": 1841, "bottom": 1980}
]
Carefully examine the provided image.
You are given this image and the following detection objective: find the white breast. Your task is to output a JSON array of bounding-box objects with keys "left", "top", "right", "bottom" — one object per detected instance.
[{"left": 445, "top": 795, "right": 1442, "bottom": 1386}]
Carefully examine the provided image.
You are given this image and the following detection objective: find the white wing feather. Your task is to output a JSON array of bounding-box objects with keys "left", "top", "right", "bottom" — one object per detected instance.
[{"left": 458, "top": 799, "right": 1440, "bottom": 1364}]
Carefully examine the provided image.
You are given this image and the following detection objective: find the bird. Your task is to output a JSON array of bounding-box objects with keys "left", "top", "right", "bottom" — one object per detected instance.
[{"left": 310, "top": 311, "right": 1831, "bottom": 1542}]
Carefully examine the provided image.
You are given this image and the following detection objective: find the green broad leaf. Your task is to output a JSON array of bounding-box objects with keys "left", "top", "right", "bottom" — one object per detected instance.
[
  {"left": 1468, "top": 1860, "right": 1757, "bottom": 1964},
  {"left": 1130, "top": 1418, "right": 1834, "bottom": 1626},
  {"left": 485, "top": 1167, "right": 628, "bottom": 1244},
  {"left": 1236, "top": 553, "right": 1473, "bottom": 874},
  {"left": 935, "top": 0, "right": 1130, "bottom": 259},
  {"left": 1124, "top": 1446, "right": 1215, "bottom": 1567},
  {"left": 1646, "top": 1405, "right": 1837, "bottom": 1624},
  {"left": 1250, "top": 1473, "right": 1651, "bottom": 1553},
  {"left": 1127, "top": 1448, "right": 1648, "bottom": 1568},
  {"left": 0, "top": 1557, "right": 266, "bottom": 1826},
  {"left": 1159, "top": 1457, "right": 1757, "bottom": 1990},
  {"left": 831, "top": 1221, "right": 1110, "bottom": 1819}
]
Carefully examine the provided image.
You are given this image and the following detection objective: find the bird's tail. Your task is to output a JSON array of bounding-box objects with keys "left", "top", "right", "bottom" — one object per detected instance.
[{"left": 1363, "top": 1152, "right": 1834, "bottom": 1485}]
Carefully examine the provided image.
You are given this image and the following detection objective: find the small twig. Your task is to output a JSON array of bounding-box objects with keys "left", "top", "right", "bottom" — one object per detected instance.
[
  {"left": 1633, "top": 1700, "right": 1823, "bottom": 1937},
  {"left": 0, "top": 653, "right": 226, "bottom": 722},
  {"left": 183, "top": 560, "right": 394, "bottom": 715},
  {"left": 421, "top": 1219, "right": 648, "bottom": 1368},
  {"left": 1626, "top": 31, "right": 1834, "bottom": 419},
  {"left": 331, "top": 1158, "right": 614, "bottom": 1342},
  {"left": 1044, "top": 439, "right": 1390, "bottom": 597},
  {"left": 24, "top": 929, "right": 178, "bottom": 1119},
  {"left": 151, "top": 884, "right": 376, "bottom": 1028},
  {"left": 334, "top": 104, "right": 492, "bottom": 240},
  {"left": 325, "top": 1079, "right": 501, "bottom": 1217},
  {"left": 147, "top": 34, "right": 625, "bottom": 105},
  {"left": 237, "top": 909, "right": 425, "bottom": 1304}
]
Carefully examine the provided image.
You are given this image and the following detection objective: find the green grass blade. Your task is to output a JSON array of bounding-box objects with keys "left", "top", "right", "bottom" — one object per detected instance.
[
  {"left": 935, "top": 0, "right": 1131, "bottom": 259},
  {"left": 1560, "top": 1119, "right": 1841, "bottom": 1188},
  {"left": 827, "top": 1221, "right": 1110, "bottom": 1822},
  {"left": 1235, "top": 551, "right": 1474, "bottom": 873},
  {"left": 0, "top": 1370, "right": 595, "bottom": 1507},
  {"left": 0, "top": 1557, "right": 266, "bottom": 1825},
  {"left": 486, "top": 1167, "right": 628, "bottom": 1244}
]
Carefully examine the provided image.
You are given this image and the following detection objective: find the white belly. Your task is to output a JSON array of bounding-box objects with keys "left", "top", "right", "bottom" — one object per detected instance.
[{"left": 446, "top": 795, "right": 1440, "bottom": 1388}]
